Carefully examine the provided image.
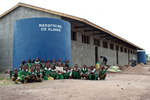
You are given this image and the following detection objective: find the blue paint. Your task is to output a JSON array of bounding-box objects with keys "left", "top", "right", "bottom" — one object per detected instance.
[
  {"left": 137, "top": 50, "right": 146, "bottom": 64},
  {"left": 13, "top": 18, "right": 71, "bottom": 69}
]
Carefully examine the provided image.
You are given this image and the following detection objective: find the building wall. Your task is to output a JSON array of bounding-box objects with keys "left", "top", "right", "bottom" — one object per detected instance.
[
  {"left": 0, "top": 6, "right": 61, "bottom": 71},
  {"left": 71, "top": 31, "right": 137, "bottom": 67}
]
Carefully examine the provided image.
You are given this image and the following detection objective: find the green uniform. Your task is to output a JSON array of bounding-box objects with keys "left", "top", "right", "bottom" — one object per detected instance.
[
  {"left": 11, "top": 72, "right": 18, "bottom": 81},
  {"left": 50, "top": 69, "right": 57, "bottom": 79},
  {"left": 41, "top": 63, "right": 45, "bottom": 69},
  {"left": 63, "top": 70, "right": 70, "bottom": 79},
  {"left": 72, "top": 68, "right": 81, "bottom": 79},
  {"left": 43, "top": 67, "right": 51, "bottom": 80},
  {"left": 28, "top": 71, "right": 36, "bottom": 82},
  {"left": 35, "top": 61, "right": 41, "bottom": 65},
  {"left": 81, "top": 68, "right": 88, "bottom": 74},
  {"left": 27, "top": 63, "right": 32, "bottom": 68},
  {"left": 89, "top": 69, "right": 98, "bottom": 80},
  {"left": 35, "top": 70, "right": 43, "bottom": 78},
  {"left": 18, "top": 70, "right": 28, "bottom": 81},
  {"left": 51, "top": 63, "right": 56, "bottom": 66},
  {"left": 65, "top": 63, "right": 70, "bottom": 67},
  {"left": 56, "top": 67, "right": 64, "bottom": 79},
  {"left": 31, "top": 63, "right": 35, "bottom": 67},
  {"left": 100, "top": 69, "right": 106, "bottom": 75}
]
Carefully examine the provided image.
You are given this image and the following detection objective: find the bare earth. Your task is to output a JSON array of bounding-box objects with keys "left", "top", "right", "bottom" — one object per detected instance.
[{"left": 1, "top": 64, "right": 150, "bottom": 100}]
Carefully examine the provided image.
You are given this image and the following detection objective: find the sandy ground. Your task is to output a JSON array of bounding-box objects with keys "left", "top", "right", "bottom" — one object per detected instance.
[{"left": 1, "top": 64, "right": 150, "bottom": 100}]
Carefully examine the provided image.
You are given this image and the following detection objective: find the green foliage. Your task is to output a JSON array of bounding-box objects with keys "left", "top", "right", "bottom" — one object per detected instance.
[{"left": 146, "top": 54, "right": 149, "bottom": 60}]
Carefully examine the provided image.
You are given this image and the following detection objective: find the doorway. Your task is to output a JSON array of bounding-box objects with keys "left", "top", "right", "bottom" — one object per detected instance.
[
  {"left": 95, "top": 47, "right": 98, "bottom": 63},
  {"left": 116, "top": 46, "right": 119, "bottom": 64}
]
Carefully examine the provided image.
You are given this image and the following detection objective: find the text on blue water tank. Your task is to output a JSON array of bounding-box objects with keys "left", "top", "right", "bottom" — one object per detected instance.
[{"left": 39, "top": 24, "right": 62, "bottom": 32}]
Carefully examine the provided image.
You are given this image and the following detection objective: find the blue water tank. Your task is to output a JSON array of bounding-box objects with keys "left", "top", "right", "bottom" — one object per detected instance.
[
  {"left": 137, "top": 50, "right": 146, "bottom": 64},
  {"left": 13, "top": 18, "right": 71, "bottom": 69}
]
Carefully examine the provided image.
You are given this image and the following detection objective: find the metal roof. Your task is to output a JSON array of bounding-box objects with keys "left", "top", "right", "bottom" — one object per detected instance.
[{"left": 0, "top": 2, "right": 144, "bottom": 50}]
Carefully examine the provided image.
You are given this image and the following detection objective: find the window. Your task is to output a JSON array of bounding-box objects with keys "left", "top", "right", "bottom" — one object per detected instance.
[
  {"left": 120, "top": 47, "right": 123, "bottom": 52},
  {"left": 128, "top": 49, "right": 130, "bottom": 53},
  {"left": 103, "top": 41, "right": 108, "bottom": 48},
  {"left": 71, "top": 31, "right": 77, "bottom": 41},
  {"left": 94, "top": 38, "right": 100, "bottom": 46},
  {"left": 124, "top": 48, "right": 127, "bottom": 53},
  {"left": 110, "top": 44, "right": 114, "bottom": 50},
  {"left": 82, "top": 35, "right": 90, "bottom": 44},
  {"left": 131, "top": 50, "right": 132, "bottom": 54},
  {"left": 116, "top": 46, "right": 119, "bottom": 51}
]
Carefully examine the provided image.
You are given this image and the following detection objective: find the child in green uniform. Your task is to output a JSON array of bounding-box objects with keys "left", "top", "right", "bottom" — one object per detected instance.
[
  {"left": 72, "top": 64, "right": 81, "bottom": 79},
  {"left": 62, "top": 63, "right": 66, "bottom": 70},
  {"left": 56, "top": 63, "right": 64, "bottom": 79},
  {"left": 27, "top": 59, "right": 32, "bottom": 68},
  {"left": 35, "top": 66, "right": 43, "bottom": 82},
  {"left": 17, "top": 66, "right": 29, "bottom": 84},
  {"left": 65, "top": 59, "right": 70, "bottom": 68},
  {"left": 41, "top": 59, "right": 45, "bottom": 69},
  {"left": 21, "top": 60, "right": 25, "bottom": 66},
  {"left": 28, "top": 67, "right": 36, "bottom": 82},
  {"left": 43, "top": 63, "right": 51, "bottom": 80},
  {"left": 35, "top": 58, "right": 41, "bottom": 64},
  {"left": 45, "top": 59, "right": 50, "bottom": 66},
  {"left": 31, "top": 60, "right": 35, "bottom": 67},
  {"left": 51, "top": 59, "right": 56, "bottom": 66},
  {"left": 63, "top": 67, "right": 71, "bottom": 79},
  {"left": 99, "top": 66, "right": 107, "bottom": 80},
  {"left": 80, "top": 64, "right": 89, "bottom": 80},
  {"left": 50, "top": 65, "right": 57, "bottom": 79},
  {"left": 89, "top": 66, "right": 98, "bottom": 80},
  {"left": 11, "top": 68, "right": 18, "bottom": 82},
  {"left": 19, "top": 64, "right": 23, "bottom": 71},
  {"left": 56, "top": 58, "right": 63, "bottom": 66}
]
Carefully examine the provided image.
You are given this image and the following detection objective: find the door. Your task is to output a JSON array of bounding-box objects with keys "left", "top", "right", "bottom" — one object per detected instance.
[
  {"left": 95, "top": 47, "right": 98, "bottom": 63},
  {"left": 116, "top": 46, "right": 119, "bottom": 64}
]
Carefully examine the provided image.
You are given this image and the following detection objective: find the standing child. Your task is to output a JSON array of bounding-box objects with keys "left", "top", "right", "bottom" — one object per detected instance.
[
  {"left": 65, "top": 59, "right": 70, "bottom": 68},
  {"left": 51, "top": 59, "right": 56, "bottom": 66},
  {"left": 45, "top": 59, "right": 50, "bottom": 66},
  {"left": 27, "top": 59, "right": 31, "bottom": 68},
  {"left": 19, "top": 64, "right": 23, "bottom": 71},
  {"left": 35, "top": 58, "right": 41, "bottom": 64},
  {"left": 31, "top": 60, "right": 35, "bottom": 67},
  {"left": 72, "top": 64, "right": 81, "bottom": 79},
  {"left": 41, "top": 59, "right": 45, "bottom": 69},
  {"left": 80, "top": 64, "right": 89, "bottom": 80},
  {"left": 99, "top": 66, "right": 107, "bottom": 80},
  {"left": 56, "top": 63, "right": 64, "bottom": 79},
  {"left": 89, "top": 66, "right": 98, "bottom": 80}
]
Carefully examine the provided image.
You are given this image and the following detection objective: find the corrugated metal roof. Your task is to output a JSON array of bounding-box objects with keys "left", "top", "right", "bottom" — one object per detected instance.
[{"left": 0, "top": 2, "right": 144, "bottom": 50}]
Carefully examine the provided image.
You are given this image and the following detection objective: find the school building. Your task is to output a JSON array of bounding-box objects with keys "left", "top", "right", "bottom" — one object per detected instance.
[{"left": 0, "top": 3, "right": 144, "bottom": 72}]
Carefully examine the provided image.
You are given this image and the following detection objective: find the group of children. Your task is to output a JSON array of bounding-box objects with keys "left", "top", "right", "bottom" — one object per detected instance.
[{"left": 11, "top": 58, "right": 107, "bottom": 84}]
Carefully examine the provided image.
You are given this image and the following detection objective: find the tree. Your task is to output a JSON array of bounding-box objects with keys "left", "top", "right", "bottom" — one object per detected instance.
[{"left": 146, "top": 54, "right": 149, "bottom": 60}]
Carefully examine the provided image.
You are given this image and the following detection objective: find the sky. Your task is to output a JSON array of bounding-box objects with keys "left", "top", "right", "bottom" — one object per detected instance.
[{"left": 0, "top": 0, "right": 150, "bottom": 54}]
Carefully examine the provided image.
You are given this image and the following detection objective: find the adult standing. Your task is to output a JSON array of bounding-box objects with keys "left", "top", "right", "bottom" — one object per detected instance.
[{"left": 100, "top": 56, "right": 107, "bottom": 66}]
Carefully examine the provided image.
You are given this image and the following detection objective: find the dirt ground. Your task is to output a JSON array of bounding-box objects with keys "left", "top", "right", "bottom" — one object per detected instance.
[{"left": 1, "top": 64, "right": 150, "bottom": 100}]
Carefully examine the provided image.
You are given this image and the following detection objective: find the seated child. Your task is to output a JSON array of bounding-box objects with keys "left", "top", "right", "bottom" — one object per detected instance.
[
  {"left": 62, "top": 63, "right": 66, "bottom": 70},
  {"left": 72, "top": 64, "right": 81, "bottom": 79},
  {"left": 99, "top": 66, "right": 107, "bottom": 80},
  {"left": 63, "top": 67, "right": 71, "bottom": 79},
  {"left": 41, "top": 59, "right": 45, "bottom": 69},
  {"left": 65, "top": 59, "right": 70, "bottom": 68},
  {"left": 35, "top": 58, "right": 41, "bottom": 64},
  {"left": 43, "top": 63, "right": 51, "bottom": 80},
  {"left": 11, "top": 68, "right": 18, "bottom": 82},
  {"left": 16, "top": 66, "right": 29, "bottom": 84},
  {"left": 19, "top": 64, "right": 23, "bottom": 71},
  {"left": 50, "top": 65, "right": 57, "bottom": 79},
  {"left": 89, "top": 66, "right": 98, "bottom": 80},
  {"left": 35, "top": 66, "right": 43, "bottom": 82},
  {"left": 56, "top": 63, "right": 64, "bottom": 79},
  {"left": 28, "top": 67, "right": 36, "bottom": 82},
  {"left": 51, "top": 59, "right": 56, "bottom": 66},
  {"left": 80, "top": 64, "right": 89, "bottom": 80}
]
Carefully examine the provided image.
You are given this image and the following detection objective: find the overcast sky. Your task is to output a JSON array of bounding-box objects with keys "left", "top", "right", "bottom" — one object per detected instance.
[{"left": 0, "top": 0, "right": 150, "bottom": 54}]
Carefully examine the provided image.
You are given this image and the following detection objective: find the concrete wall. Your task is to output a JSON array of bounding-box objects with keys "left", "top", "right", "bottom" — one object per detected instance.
[{"left": 0, "top": 6, "right": 61, "bottom": 71}]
